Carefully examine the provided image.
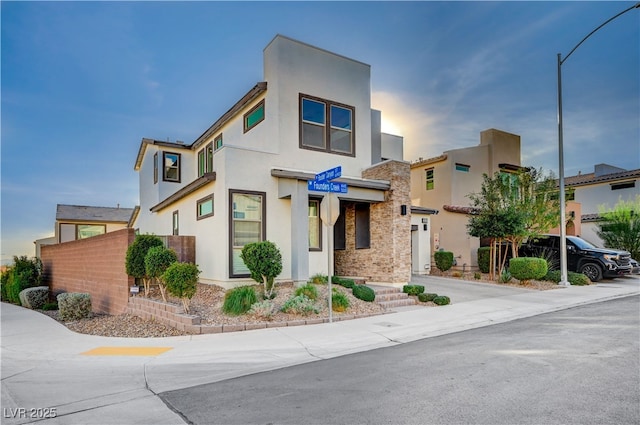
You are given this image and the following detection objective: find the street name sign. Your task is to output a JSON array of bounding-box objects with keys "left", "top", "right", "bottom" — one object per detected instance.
[
  {"left": 307, "top": 180, "right": 348, "bottom": 193},
  {"left": 314, "top": 166, "right": 341, "bottom": 183}
]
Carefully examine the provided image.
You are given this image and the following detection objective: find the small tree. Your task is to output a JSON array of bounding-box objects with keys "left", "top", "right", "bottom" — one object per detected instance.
[
  {"left": 509, "top": 257, "right": 548, "bottom": 285},
  {"left": 1, "top": 256, "right": 42, "bottom": 305},
  {"left": 597, "top": 196, "right": 640, "bottom": 259},
  {"left": 145, "top": 246, "right": 178, "bottom": 302},
  {"left": 125, "top": 234, "right": 163, "bottom": 297},
  {"left": 240, "top": 241, "right": 283, "bottom": 299},
  {"left": 162, "top": 262, "right": 200, "bottom": 313},
  {"left": 434, "top": 251, "right": 454, "bottom": 272}
]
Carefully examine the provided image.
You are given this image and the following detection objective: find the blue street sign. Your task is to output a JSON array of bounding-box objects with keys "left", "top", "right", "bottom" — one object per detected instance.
[
  {"left": 314, "top": 166, "right": 342, "bottom": 183},
  {"left": 308, "top": 180, "right": 348, "bottom": 193}
]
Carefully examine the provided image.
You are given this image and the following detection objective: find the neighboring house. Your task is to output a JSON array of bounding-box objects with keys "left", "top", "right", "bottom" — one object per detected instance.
[
  {"left": 34, "top": 204, "right": 137, "bottom": 258},
  {"left": 554, "top": 164, "right": 640, "bottom": 248},
  {"left": 410, "top": 128, "right": 522, "bottom": 271},
  {"left": 132, "top": 35, "right": 433, "bottom": 287}
]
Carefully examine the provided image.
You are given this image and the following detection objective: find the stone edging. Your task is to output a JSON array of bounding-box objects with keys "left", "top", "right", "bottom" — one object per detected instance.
[{"left": 127, "top": 296, "right": 385, "bottom": 335}]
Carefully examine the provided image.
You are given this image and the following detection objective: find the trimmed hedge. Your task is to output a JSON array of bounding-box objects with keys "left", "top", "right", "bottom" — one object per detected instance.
[
  {"left": 19, "top": 286, "right": 49, "bottom": 310},
  {"left": 57, "top": 293, "right": 91, "bottom": 321},
  {"left": 477, "top": 247, "right": 491, "bottom": 273},
  {"left": 402, "top": 285, "right": 424, "bottom": 296},
  {"left": 418, "top": 293, "right": 438, "bottom": 302},
  {"left": 433, "top": 295, "right": 451, "bottom": 306},
  {"left": 434, "top": 251, "right": 454, "bottom": 272},
  {"left": 332, "top": 276, "right": 355, "bottom": 289},
  {"left": 352, "top": 285, "right": 375, "bottom": 302},
  {"left": 544, "top": 270, "right": 592, "bottom": 286},
  {"left": 509, "top": 257, "right": 548, "bottom": 283}
]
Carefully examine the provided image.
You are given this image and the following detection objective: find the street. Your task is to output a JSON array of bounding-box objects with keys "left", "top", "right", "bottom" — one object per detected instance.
[{"left": 160, "top": 295, "right": 640, "bottom": 425}]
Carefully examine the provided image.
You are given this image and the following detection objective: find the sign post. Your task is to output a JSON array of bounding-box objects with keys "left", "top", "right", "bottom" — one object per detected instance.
[{"left": 309, "top": 166, "right": 346, "bottom": 323}]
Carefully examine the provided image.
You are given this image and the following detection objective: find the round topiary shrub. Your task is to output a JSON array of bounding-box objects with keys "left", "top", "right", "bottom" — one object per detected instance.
[
  {"left": 331, "top": 290, "right": 350, "bottom": 312},
  {"left": 125, "top": 234, "right": 164, "bottom": 297},
  {"left": 163, "top": 262, "right": 200, "bottom": 313},
  {"left": 568, "top": 272, "right": 591, "bottom": 286},
  {"left": 240, "top": 241, "right": 283, "bottom": 299},
  {"left": 418, "top": 293, "right": 438, "bottom": 302},
  {"left": 352, "top": 284, "right": 375, "bottom": 302},
  {"left": 223, "top": 286, "right": 258, "bottom": 316},
  {"left": 433, "top": 295, "right": 451, "bottom": 306},
  {"left": 434, "top": 251, "right": 454, "bottom": 272},
  {"left": 509, "top": 257, "right": 548, "bottom": 284},
  {"left": 402, "top": 285, "right": 424, "bottom": 296}
]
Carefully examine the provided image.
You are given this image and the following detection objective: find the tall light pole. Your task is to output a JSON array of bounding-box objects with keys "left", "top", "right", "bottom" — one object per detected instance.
[{"left": 556, "top": 2, "right": 640, "bottom": 286}]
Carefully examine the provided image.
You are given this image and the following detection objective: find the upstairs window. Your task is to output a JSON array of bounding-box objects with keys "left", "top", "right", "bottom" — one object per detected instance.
[
  {"left": 163, "top": 152, "right": 181, "bottom": 183},
  {"left": 197, "top": 195, "right": 214, "bottom": 220},
  {"left": 153, "top": 152, "right": 158, "bottom": 184},
  {"left": 611, "top": 181, "right": 635, "bottom": 190},
  {"left": 455, "top": 163, "right": 470, "bottom": 172},
  {"left": 425, "top": 168, "right": 434, "bottom": 190},
  {"left": 244, "top": 100, "right": 265, "bottom": 133},
  {"left": 300, "top": 94, "right": 355, "bottom": 156},
  {"left": 214, "top": 134, "right": 223, "bottom": 151},
  {"left": 198, "top": 142, "right": 215, "bottom": 177}
]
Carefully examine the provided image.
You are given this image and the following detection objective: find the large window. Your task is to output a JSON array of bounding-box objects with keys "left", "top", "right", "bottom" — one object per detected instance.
[
  {"left": 309, "top": 199, "right": 321, "bottom": 251},
  {"left": 300, "top": 94, "right": 355, "bottom": 156},
  {"left": 425, "top": 168, "right": 434, "bottom": 190},
  {"left": 244, "top": 100, "right": 265, "bottom": 133},
  {"left": 230, "top": 190, "right": 265, "bottom": 277},
  {"left": 163, "top": 152, "right": 181, "bottom": 182},
  {"left": 197, "top": 195, "right": 214, "bottom": 220},
  {"left": 198, "top": 142, "right": 214, "bottom": 177},
  {"left": 355, "top": 203, "right": 370, "bottom": 249}
]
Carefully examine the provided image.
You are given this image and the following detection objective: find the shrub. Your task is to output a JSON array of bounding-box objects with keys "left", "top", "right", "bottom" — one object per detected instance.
[
  {"left": 332, "top": 276, "right": 355, "bottom": 288},
  {"left": 477, "top": 247, "right": 491, "bottom": 273},
  {"left": 352, "top": 284, "right": 375, "bottom": 302},
  {"left": 241, "top": 241, "right": 283, "bottom": 299},
  {"left": 125, "top": 234, "right": 163, "bottom": 297},
  {"left": 57, "top": 293, "right": 91, "bottom": 321},
  {"left": 402, "top": 285, "right": 424, "bottom": 296},
  {"left": 433, "top": 295, "right": 451, "bottom": 306},
  {"left": 248, "top": 300, "right": 275, "bottom": 319},
  {"left": 295, "top": 283, "right": 319, "bottom": 300},
  {"left": 281, "top": 295, "right": 319, "bottom": 315},
  {"left": 434, "top": 251, "right": 454, "bottom": 272},
  {"left": 509, "top": 257, "right": 548, "bottom": 284},
  {"left": 145, "top": 246, "right": 178, "bottom": 302},
  {"left": 473, "top": 272, "right": 482, "bottom": 280},
  {"left": 19, "top": 286, "right": 49, "bottom": 310},
  {"left": 544, "top": 270, "right": 592, "bottom": 286},
  {"left": 42, "top": 302, "right": 58, "bottom": 311},
  {"left": 309, "top": 274, "right": 328, "bottom": 285},
  {"left": 498, "top": 268, "right": 512, "bottom": 283},
  {"left": 1, "top": 256, "right": 42, "bottom": 304},
  {"left": 163, "top": 262, "right": 200, "bottom": 313},
  {"left": 418, "top": 293, "right": 439, "bottom": 302},
  {"left": 223, "top": 286, "right": 258, "bottom": 316},
  {"left": 331, "top": 290, "right": 350, "bottom": 312},
  {"left": 452, "top": 271, "right": 463, "bottom": 278}
]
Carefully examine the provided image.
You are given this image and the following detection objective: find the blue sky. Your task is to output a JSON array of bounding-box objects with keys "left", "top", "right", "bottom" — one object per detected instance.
[{"left": 1, "top": 1, "right": 638, "bottom": 264}]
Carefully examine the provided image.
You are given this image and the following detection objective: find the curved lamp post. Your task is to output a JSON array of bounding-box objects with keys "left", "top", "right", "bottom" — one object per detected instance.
[{"left": 556, "top": 2, "right": 640, "bottom": 286}]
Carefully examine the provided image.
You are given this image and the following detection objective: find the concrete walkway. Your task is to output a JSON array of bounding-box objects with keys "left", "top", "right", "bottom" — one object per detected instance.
[{"left": 1, "top": 275, "right": 638, "bottom": 425}]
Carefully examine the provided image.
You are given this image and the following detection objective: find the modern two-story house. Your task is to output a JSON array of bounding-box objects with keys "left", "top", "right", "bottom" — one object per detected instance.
[{"left": 132, "top": 35, "right": 432, "bottom": 288}]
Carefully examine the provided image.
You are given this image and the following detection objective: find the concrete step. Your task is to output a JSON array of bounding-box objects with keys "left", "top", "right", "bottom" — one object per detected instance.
[
  {"left": 377, "top": 298, "right": 417, "bottom": 309},
  {"left": 366, "top": 284, "right": 416, "bottom": 309}
]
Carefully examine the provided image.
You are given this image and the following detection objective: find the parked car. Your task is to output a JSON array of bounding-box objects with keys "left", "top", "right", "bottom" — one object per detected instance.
[
  {"left": 518, "top": 234, "right": 632, "bottom": 282},
  {"left": 630, "top": 258, "right": 640, "bottom": 275}
]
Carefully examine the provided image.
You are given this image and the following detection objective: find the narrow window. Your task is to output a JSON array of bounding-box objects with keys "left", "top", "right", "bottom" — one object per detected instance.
[
  {"left": 163, "top": 152, "right": 181, "bottom": 182},
  {"left": 355, "top": 203, "right": 370, "bottom": 249},
  {"left": 153, "top": 152, "right": 158, "bottom": 184},
  {"left": 243, "top": 100, "right": 265, "bottom": 133},
  {"left": 455, "top": 163, "right": 470, "bottom": 172},
  {"left": 334, "top": 205, "right": 346, "bottom": 250},
  {"left": 172, "top": 210, "right": 179, "bottom": 236},
  {"left": 198, "top": 142, "right": 215, "bottom": 177},
  {"left": 309, "top": 199, "right": 321, "bottom": 251},
  {"left": 197, "top": 195, "right": 214, "bottom": 220},
  {"left": 611, "top": 181, "right": 635, "bottom": 190},
  {"left": 230, "top": 190, "right": 265, "bottom": 277},
  {"left": 426, "top": 168, "right": 434, "bottom": 190},
  {"left": 300, "top": 94, "right": 355, "bottom": 156},
  {"left": 76, "top": 224, "right": 106, "bottom": 240},
  {"left": 198, "top": 149, "right": 206, "bottom": 177},
  {"left": 214, "top": 134, "right": 223, "bottom": 151}
]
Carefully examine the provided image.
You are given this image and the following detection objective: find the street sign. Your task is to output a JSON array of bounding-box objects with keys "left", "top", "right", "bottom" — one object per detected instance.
[
  {"left": 307, "top": 180, "right": 348, "bottom": 193},
  {"left": 314, "top": 166, "right": 341, "bottom": 183}
]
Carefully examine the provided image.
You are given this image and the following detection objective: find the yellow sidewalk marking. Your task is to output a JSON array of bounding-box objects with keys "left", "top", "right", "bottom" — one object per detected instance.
[{"left": 81, "top": 347, "right": 173, "bottom": 356}]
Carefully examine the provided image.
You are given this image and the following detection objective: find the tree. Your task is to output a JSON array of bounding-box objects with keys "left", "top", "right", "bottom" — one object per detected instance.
[
  {"left": 240, "top": 241, "right": 283, "bottom": 299},
  {"left": 162, "top": 262, "right": 200, "bottom": 313},
  {"left": 145, "top": 246, "right": 178, "bottom": 302},
  {"left": 125, "top": 234, "right": 163, "bottom": 297},
  {"left": 597, "top": 196, "right": 640, "bottom": 259}
]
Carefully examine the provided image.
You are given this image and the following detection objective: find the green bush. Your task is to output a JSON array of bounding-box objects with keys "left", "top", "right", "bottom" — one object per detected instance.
[
  {"left": 248, "top": 300, "right": 275, "bottom": 319},
  {"left": 42, "top": 302, "right": 58, "bottom": 311},
  {"left": 477, "top": 247, "right": 491, "bottom": 273},
  {"left": 295, "top": 283, "right": 318, "bottom": 300},
  {"left": 402, "top": 285, "right": 424, "bottom": 296},
  {"left": 433, "top": 295, "right": 451, "bottom": 306},
  {"left": 509, "top": 257, "right": 548, "bottom": 284},
  {"left": 125, "top": 234, "right": 163, "bottom": 296},
  {"left": 1, "top": 256, "right": 42, "bottom": 305},
  {"left": 163, "top": 262, "right": 200, "bottom": 313},
  {"left": 57, "top": 293, "right": 91, "bottom": 321},
  {"left": 473, "top": 272, "right": 482, "bottom": 280},
  {"left": 352, "top": 285, "right": 375, "bottom": 302},
  {"left": 241, "top": 241, "right": 283, "bottom": 299},
  {"left": 498, "top": 268, "right": 512, "bottom": 283},
  {"left": 544, "top": 270, "right": 592, "bottom": 286},
  {"left": 309, "top": 274, "right": 328, "bottom": 285},
  {"left": 281, "top": 295, "right": 319, "bottom": 315},
  {"left": 145, "top": 246, "right": 178, "bottom": 302},
  {"left": 223, "top": 286, "right": 258, "bottom": 316},
  {"left": 331, "top": 290, "right": 350, "bottom": 312},
  {"left": 332, "top": 276, "right": 355, "bottom": 288},
  {"left": 418, "top": 293, "right": 438, "bottom": 302},
  {"left": 434, "top": 251, "right": 454, "bottom": 272}
]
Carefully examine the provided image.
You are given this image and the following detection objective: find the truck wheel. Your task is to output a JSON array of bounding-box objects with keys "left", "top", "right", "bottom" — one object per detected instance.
[{"left": 580, "top": 263, "right": 602, "bottom": 282}]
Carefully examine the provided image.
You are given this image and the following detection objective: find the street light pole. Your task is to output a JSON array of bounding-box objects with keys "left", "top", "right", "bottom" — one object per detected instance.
[{"left": 556, "top": 2, "right": 639, "bottom": 286}]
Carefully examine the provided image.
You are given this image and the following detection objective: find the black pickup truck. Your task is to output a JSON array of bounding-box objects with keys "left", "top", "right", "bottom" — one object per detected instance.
[{"left": 518, "top": 234, "right": 632, "bottom": 282}]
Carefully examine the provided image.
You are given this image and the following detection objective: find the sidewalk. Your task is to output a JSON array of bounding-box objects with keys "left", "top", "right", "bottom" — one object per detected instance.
[{"left": 1, "top": 276, "right": 638, "bottom": 425}]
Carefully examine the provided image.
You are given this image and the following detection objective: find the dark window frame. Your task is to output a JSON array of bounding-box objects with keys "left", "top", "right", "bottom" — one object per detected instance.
[
  {"left": 214, "top": 134, "right": 223, "bottom": 151},
  {"left": 611, "top": 181, "right": 635, "bottom": 190},
  {"left": 455, "top": 163, "right": 470, "bottom": 172},
  {"left": 334, "top": 204, "right": 346, "bottom": 250},
  {"left": 163, "top": 151, "right": 181, "bottom": 183},
  {"left": 243, "top": 100, "right": 265, "bottom": 133},
  {"left": 228, "top": 189, "right": 267, "bottom": 278},
  {"left": 153, "top": 152, "right": 158, "bottom": 184},
  {"left": 309, "top": 198, "right": 322, "bottom": 251},
  {"left": 196, "top": 194, "right": 214, "bottom": 220},
  {"left": 299, "top": 93, "right": 356, "bottom": 157},
  {"left": 355, "top": 203, "right": 371, "bottom": 249}
]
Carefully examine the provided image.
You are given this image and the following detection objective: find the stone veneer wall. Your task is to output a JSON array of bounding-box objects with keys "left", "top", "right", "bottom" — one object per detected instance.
[{"left": 335, "top": 160, "right": 412, "bottom": 283}]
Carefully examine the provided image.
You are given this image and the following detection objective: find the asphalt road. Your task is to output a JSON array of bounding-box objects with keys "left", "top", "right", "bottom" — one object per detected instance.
[{"left": 160, "top": 295, "right": 640, "bottom": 425}]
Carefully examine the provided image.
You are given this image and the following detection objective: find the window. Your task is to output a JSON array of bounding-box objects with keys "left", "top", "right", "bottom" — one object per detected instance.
[
  {"left": 214, "top": 134, "right": 223, "bottom": 151},
  {"left": 153, "top": 152, "right": 158, "bottom": 184},
  {"left": 196, "top": 195, "right": 214, "bottom": 220},
  {"left": 230, "top": 190, "right": 265, "bottom": 277},
  {"left": 198, "top": 142, "right": 215, "bottom": 177},
  {"left": 243, "top": 100, "right": 265, "bottom": 133},
  {"left": 309, "top": 199, "right": 321, "bottom": 251},
  {"left": 300, "top": 94, "right": 355, "bottom": 156},
  {"left": 172, "top": 211, "right": 179, "bottom": 235},
  {"left": 355, "top": 203, "right": 370, "bottom": 249},
  {"left": 163, "top": 152, "right": 181, "bottom": 182},
  {"left": 455, "top": 163, "right": 470, "bottom": 172},
  {"left": 334, "top": 205, "right": 346, "bottom": 250},
  {"left": 425, "top": 168, "right": 434, "bottom": 190},
  {"left": 611, "top": 181, "right": 635, "bottom": 190},
  {"left": 77, "top": 224, "right": 106, "bottom": 240}
]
